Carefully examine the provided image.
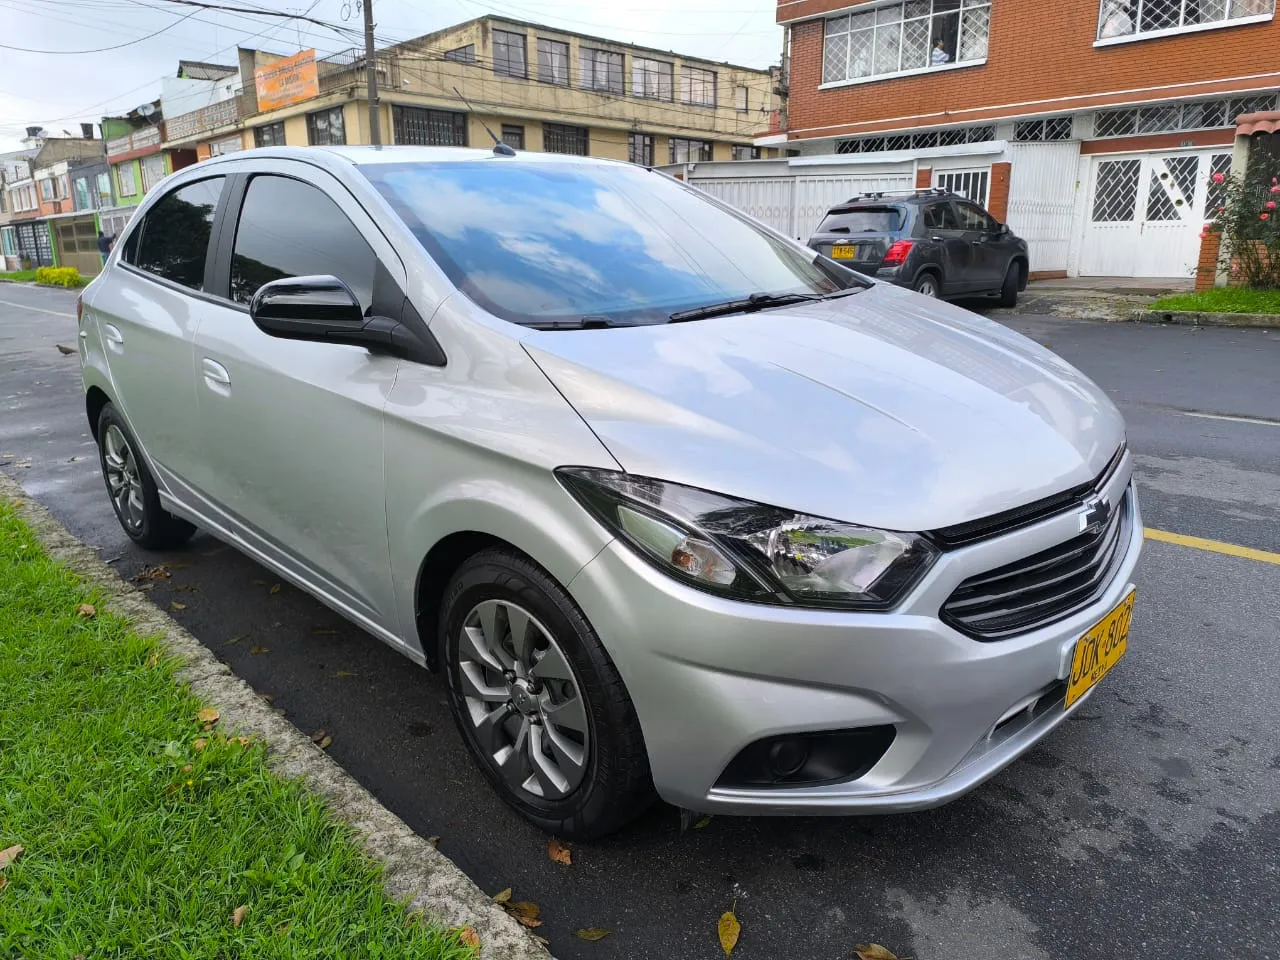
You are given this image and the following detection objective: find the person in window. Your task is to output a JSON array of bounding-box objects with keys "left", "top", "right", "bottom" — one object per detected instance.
[
  {"left": 1099, "top": 0, "right": 1134, "bottom": 37},
  {"left": 97, "top": 231, "right": 114, "bottom": 265},
  {"left": 931, "top": 39, "right": 951, "bottom": 66}
]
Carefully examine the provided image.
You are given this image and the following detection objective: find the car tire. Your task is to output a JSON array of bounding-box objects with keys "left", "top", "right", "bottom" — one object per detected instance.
[
  {"left": 913, "top": 272, "right": 940, "bottom": 298},
  {"left": 441, "top": 547, "right": 655, "bottom": 839},
  {"left": 96, "top": 403, "right": 196, "bottom": 550},
  {"left": 998, "top": 263, "right": 1021, "bottom": 308}
]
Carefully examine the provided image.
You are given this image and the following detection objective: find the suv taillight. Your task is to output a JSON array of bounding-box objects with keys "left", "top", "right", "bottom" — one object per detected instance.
[{"left": 882, "top": 240, "right": 914, "bottom": 266}]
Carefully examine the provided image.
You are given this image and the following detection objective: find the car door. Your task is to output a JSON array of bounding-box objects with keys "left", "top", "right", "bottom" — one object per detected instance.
[
  {"left": 955, "top": 200, "right": 1006, "bottom": 292},
  {"left": 190, "top": 162, "right": 406, "bottom": 639},
  {"left": 87, "top": 175, "right": 230, "bottom": 495},
  {"left": 920, "top": 201, "right": 973, "bottom": 294}
]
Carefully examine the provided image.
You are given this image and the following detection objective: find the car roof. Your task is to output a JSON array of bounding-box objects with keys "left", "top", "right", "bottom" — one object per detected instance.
[{"left": 192, "top": 144, "right": 624, "bottom": 169}]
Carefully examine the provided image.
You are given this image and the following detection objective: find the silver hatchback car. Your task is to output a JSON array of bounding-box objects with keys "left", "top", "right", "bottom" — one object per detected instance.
[{"left": 79, "top": 146, "right": 1141, "bottom": 838}]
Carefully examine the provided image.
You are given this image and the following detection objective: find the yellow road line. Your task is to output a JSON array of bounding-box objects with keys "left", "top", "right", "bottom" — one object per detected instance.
[
  {"left": 0, "top": 297, "right": 75, "bottom": 319},
  {"left": 1145, "top": 527, "right": 1280, "bottom": 565}
]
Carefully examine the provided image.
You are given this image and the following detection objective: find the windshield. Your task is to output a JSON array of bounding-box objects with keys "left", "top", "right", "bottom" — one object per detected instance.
[
  {"left": 816, "top": 207, "right": 904, "bottom": 234},
  {"left": 360, "top": 160, "right": 860, "bottom": 327}
]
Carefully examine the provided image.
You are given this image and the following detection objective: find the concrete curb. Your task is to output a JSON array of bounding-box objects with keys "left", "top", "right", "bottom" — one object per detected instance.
[
  {"left": 1132, "top": 310, "right": 1276, "bottom": 328},
  {"left": 0, "top": 470, "right": 553, "bottom": 960}
]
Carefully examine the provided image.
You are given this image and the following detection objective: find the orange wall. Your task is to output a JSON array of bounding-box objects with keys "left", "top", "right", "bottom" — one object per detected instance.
[{"left": 782, "top": 0, "right": 1280, "bottom": 141}]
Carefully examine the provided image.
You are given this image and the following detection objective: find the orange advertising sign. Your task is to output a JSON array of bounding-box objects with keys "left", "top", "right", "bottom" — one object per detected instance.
[{"left": 254, "top": 49, "right": 319, "bottom": 112}]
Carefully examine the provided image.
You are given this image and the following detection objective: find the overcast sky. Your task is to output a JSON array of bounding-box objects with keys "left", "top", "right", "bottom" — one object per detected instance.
[{"left": 0, "top": 0, "right": 784, "bottom": 151}]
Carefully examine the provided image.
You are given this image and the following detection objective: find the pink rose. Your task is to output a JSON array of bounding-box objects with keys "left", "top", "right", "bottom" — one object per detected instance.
[
  {"left": 1269, "top": 201, "right": 1278, "bottom": 210},
  {"left": 1212, "top": 172, "right": 1226, "bottom": 184},
  {"left": 1218, "top": 206, "right": 1226, "bottom": 213},
  {"left": 1263, "top": 213, "right": 1272, "bottom": 221},
  {"left": 1272, "top": 185, "right": 1280, "bottom": 194}
]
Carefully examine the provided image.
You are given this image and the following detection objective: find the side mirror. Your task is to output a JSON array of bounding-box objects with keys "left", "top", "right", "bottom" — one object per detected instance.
[{"left": 995, "top": 222, "right": 1010, "bottom": 236}]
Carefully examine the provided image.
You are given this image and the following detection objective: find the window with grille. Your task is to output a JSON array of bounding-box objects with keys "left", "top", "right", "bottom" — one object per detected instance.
[
  {"left": 680, "top": 65, "right": 717, "bottom": 106},
  {"left": 307, "top": 106, "right": 346, "bottom": 146},
  {"left": 1097, "top": 0, "right": 1275, "bottom": 41},
  {"left": 393, "top": 106, "right": 468, "bottom": 146},
  {"left": 579, "top": 47, "right": 624, "bottom": 94},
  {"left": 823, "top": 0, "right": 991, "bottom": 86},
  {"left": 670, "top": 138, "right": 714, "bottom": 163},
  {"left": 501, "top": 124, "right": 524, "bottom": 149},
  {"left": 1013, "top": 117, "right": 1074, "bottom": 141},
  {"left": 538, "top": 38, "right": 569, "bottom": 85},
  {"left": 731, "top": 145, "right": 762, "bottom": 160},
  {"left": 253, "top": 121, "right": 286, "bottom": 147},
  {"left": 543, "top": 123, "right": 589, "bottom": 155},
  {"left": 492, "top": 30, "right": 527, "bottom": 78},
  {"left": 628, "top": 132, "right": 655, "bottom": 166},
  {"left": 1093, "top": 93, "right": 1278, "bottom": 138},
  {"left": 936, "top": 169, "right": 990, "bottom": 205},
  {"left": 633, "top": 57, "right": 673, "bottom": 100},
  {"left": 834, "top": 122, "right": 993, "bottom": 153},
  {"left": 1091, "top": 159, "right": 1142, "bottom": 222},
  {"left": 444, "top": 44, "right": 476, "bottom": 63}
]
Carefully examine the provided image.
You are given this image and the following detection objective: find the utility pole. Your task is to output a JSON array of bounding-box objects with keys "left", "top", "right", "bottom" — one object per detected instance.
[{"left": 362, "top": 0, "right": 381, "bottom": 146}]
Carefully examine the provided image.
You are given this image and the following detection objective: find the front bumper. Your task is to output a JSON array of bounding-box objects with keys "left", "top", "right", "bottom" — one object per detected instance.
[{"left": 566, "top": 455, "right": 1142, "bottom": 815}]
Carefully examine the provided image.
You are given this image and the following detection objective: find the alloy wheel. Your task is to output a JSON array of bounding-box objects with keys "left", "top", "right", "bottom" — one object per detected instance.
[
  {"left": 916, "top": 276, "right": 939, "bottom": 297},
  {"left": 103, "top": 424, "right": 145, "bottom": 533},
  {"left": 457, "top": 599, "right": 590, "bottom": 800}
]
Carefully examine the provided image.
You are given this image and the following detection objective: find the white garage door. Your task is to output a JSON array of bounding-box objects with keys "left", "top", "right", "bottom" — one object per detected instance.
[
  {"left": 1079, "top": 151, "right": 1232, "bottom": 278},
  {"left": 793, "top": 173, "right": 914, "bottom": 240}
]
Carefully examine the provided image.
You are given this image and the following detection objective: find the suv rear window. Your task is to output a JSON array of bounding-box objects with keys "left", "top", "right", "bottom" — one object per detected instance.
[{"left": 816, "top": 206, "right": 904, "bottom": 234}]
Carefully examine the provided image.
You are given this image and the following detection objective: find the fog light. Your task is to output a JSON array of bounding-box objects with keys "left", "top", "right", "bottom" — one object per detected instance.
[{"left": 767, "top": 739, "right": 810, "bottom": 778}]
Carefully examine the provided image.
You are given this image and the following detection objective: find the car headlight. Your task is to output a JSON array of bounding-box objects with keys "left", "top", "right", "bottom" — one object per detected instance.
[{"left": 556, "top": 468, "right": 938, "bottom": 610}]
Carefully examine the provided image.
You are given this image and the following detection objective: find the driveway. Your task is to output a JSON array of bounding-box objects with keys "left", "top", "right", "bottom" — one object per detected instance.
[{"left": 3, "top": 282, "right": 1278, "bottom": 959}]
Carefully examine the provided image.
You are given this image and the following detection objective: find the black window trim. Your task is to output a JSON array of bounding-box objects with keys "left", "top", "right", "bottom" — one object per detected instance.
[{"left": 123, "top": 173, "right": 233, "bottom": 296}]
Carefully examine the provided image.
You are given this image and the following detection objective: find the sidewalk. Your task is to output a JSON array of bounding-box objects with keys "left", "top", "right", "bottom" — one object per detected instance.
[{"left": 988, "top": 276, "right": 1195, "bottom": 322}]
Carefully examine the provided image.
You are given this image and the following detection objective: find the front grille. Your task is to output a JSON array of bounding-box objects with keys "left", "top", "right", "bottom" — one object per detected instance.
[{"left": 941, "top": 486, "right": 1133, "bottom": 641}]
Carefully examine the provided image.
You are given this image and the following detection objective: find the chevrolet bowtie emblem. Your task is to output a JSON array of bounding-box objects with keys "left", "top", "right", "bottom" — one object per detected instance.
[{"left": 1080, "top": 495, "right": 1112, "bottom": 534}]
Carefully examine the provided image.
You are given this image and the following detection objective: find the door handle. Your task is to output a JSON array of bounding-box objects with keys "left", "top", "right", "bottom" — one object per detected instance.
[
  {"left": 201, "top": 358, "right": 231, "bottom": 395},
  {"left": 931, "top": 235, "right": 945, "bottom": 241},
  {"left": 103, "top": 323, "right": 124, "bottom": 353}
]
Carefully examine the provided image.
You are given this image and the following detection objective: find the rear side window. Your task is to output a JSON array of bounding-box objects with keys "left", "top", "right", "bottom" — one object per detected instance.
[
  {"left": 131, "top": 177, "right": 225, "bottom": 290},
  {"left": 229, "top": 175, "right": 377, "bottom": 310},
  {"left": 816, "top": 207, "right": 903, "bottom": 234},
  {"left": 956, "top": 202, "right": 998, "bottom": 232},
  {"left": 922, "top": 203, "right": 961, "bottom": 230}
]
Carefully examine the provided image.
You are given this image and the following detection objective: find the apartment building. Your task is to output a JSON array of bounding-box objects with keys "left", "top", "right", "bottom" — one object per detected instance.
[
  {"left": 1, "top": 128, "right": 103, "bottom": 271},
  {"left": 157, "top": 17, "right": 781, "bottom": 166},
  {"left": 690, "top": 0, "right": 1278, "bottom": 279}
]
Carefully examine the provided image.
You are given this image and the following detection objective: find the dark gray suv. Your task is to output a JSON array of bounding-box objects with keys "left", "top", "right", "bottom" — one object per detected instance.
[{"left": 808, "top": 189, "right": 1029, "bottom": 306}]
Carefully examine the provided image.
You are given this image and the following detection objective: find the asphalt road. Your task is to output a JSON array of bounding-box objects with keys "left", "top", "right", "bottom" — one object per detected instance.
[{"left": 3, "top": 282, "right": 1278, "bottom": 960}]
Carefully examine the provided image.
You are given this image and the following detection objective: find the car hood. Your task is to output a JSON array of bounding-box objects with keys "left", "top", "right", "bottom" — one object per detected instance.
[{"left": 522, "top": 284, "right": 1125, "bottom": 532}]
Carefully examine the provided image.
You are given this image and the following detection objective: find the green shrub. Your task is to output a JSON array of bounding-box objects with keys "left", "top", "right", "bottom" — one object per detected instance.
[
  {"left": 34, "top": 266, "right": 83, "bottom": 288},
  {"left": 1204, "top": 152, "right": 1280, "bottom": 289}
]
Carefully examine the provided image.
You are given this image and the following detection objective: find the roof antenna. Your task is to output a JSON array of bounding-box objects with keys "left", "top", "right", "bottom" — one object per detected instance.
[{"left": 452, "top": 86, "right": 516, "bottom": 156}]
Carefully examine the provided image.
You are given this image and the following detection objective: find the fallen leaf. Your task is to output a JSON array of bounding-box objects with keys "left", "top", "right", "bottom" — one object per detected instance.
[
  {"left": 260, "top": 693, "right": 274, "bottom": 703},
  {"left": 317, "top": 735, "right": 332, "bottom": 750},
  {"left": 12, "top": 499, "right": 23, "bottom": 507},
  {"left": 575, "top": 928, "right": 612, "bottom": 941},
  {"left": 547, "top": 838, "right": 572, "bottom": 866},
  {"left": 270, "top": 583, "right": 281, "bottom": 594},
  {"left": 75, "top": 603, "right": 96, "bottom": 618},
  {"left": 134, "top": 566, "right": 171, "bottom": 581},
  {"left": 180, "top": 763, "right": 192, "bottom": 773},
  {"left": 195, "top": 708, "right": 219, "bottom": 725},
  {"left": 68, "top": 456, "right": 82, "bottom": 462},
  {"left": 853, "top": 946, "right": 900, "bottom": 960},
  {"left": 312, "top": 628, "right": 340, "bottom": 635},
  {"left": 718, "top": 910, "right": 740, "bottom": 957},
  {"left": 164, "top": 740, "right": 183, "bottom": 759},
  {"left": 0, "top": 875, "right": 8, "bottom": 891},
  {"left": 193, "top": 738, "right": 208, "bottom": 751},
  {"left": 224, "top": 636, "right": 244, "bottom": 645},
  {"left": 457, "top": 925, "right": 480, "bottom": 948},
  {"left": 694, "top": 816, "right": 713, "bottom": 829},
  {"left": 533, "top": 934, "right": 551, "bottom": 946},
  {"left": 249, "top": 646, "right": 269, "bottom": 655},
  {"left": 234, "top": 736, "right": 251, "bottom": 746},
  {"left": 0, "top": 845, "right": 23, "bottom": 869},
  {"left": 492, "top": 887, "right": 513, "bottom": 904},
  {"left": 426, "top": 835, "right": 440, "bottom": 847},
  {"left": 506, "top": 901, "right": 541, "bottom": 923},
  {"left": 276, "top": 921, "right": 291, "bottom": 936},
  {"left": 169, "top": 601, "right": 186, "bottom": 612},
  {"left": 333, "top": 670, "right": 357, "bottom": 678},
  {"left": 252, "top": 579, "right": 266, "bottom": 586},
  {"left": 232, "top": 905, "right": 248, "bottom": 928},
  {"left": 146, "top": 652, "right": 161, "bottom": 667},
  {"left": 310, "top": 729, "right": 327, "bottom": 744}
]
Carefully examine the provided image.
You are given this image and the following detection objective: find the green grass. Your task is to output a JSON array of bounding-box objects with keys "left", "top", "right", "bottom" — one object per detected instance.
[
  {"left": 1150, "top": 287, "right": 1280, "bottom": 315},
  {"left": 0, "top": 505, "right": 473, "bottom": 960},
  {"left": 0, "top": 270, "right": 38, "bottom": 282}
]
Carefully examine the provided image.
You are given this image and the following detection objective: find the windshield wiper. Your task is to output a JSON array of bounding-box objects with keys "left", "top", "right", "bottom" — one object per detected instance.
[
  {"left": 668, "top": 287, "right": 863, "bottom": 324},
  {"left": 527, "top": 316, "right": 616, "bottom": 331}
]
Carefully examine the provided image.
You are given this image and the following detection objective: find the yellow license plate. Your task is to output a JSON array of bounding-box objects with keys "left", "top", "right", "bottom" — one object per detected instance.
[
  {"left": 1065, "top": 589, "right": 1134, "bottom": 708},
  {"left": 831, "top": 244, "right": 857, "bottom": 260}
]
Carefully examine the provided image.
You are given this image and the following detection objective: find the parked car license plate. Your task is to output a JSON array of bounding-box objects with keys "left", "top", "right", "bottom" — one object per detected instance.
[
  {"left": 831, "top": 244, "right": 858, "bottom": 260},
  {"left": 1065, "top": 589, "right": 1134, "bottom": 708}
]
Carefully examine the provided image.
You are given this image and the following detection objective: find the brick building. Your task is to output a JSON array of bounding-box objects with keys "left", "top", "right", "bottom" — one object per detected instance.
[{"left": 686, "top": 0, "right": 1278, "bottom": 279}]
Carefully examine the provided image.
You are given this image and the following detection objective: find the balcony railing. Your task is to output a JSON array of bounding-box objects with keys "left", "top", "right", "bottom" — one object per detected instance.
[
  {"left": 317, "top": 47, "right": 396, "bottom": 93},
  {"left": 164, "top": 96, "right": 245, "bottom": 142},
  {"left": 105, "top": 125, "right": 163, "bottom": 157}
]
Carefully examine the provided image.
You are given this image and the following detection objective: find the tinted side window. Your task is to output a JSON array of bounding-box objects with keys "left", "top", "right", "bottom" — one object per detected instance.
[
  {"left": 132, "top": 177, "right": 225, "bottom": 290},
  {"left": 230, "top": 176, "right": 376, "bottom": 310},
  {"left": 956, "top": 202, "right": 997, "bottom": 232},
  {"left": 922, "top": 203, "right": 960, "bottom": 230}
]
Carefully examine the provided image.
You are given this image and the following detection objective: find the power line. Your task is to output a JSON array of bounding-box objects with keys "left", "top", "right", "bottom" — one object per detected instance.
[{"left": 0, "top": 6, "right": 201, "bottom": 53}]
